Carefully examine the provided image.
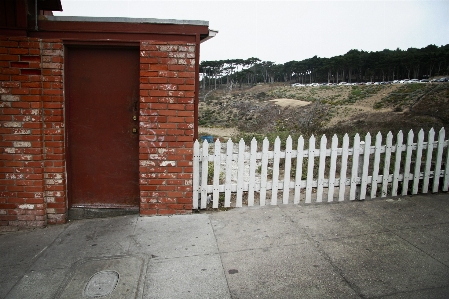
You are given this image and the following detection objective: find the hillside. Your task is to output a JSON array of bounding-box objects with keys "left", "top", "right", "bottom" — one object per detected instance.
[{"left": 198, "top": 82, "right": 449, "bottom": 140}]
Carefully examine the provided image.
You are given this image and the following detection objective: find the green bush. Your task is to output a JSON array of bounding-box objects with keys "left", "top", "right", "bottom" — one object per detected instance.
[{"left": 207, "top": 162, "right": 224, "bottom": 185}]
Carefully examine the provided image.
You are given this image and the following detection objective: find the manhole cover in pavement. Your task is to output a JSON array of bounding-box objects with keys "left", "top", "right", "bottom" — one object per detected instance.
[
  {"left": 84, "top": 270, "right": 119, "bottom": 297},
  {"left": 58, "top": 256, "right": 144, "bottom": 299}
]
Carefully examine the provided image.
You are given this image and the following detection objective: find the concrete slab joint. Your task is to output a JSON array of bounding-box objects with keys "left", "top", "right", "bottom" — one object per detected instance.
[{"left": 1, "top": 196, "right": 448, "bottom": 298}]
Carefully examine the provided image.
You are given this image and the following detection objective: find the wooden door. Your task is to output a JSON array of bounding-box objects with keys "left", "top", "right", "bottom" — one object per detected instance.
[{"left": 66, "top": 47, "right": 140, "bottom": 208}]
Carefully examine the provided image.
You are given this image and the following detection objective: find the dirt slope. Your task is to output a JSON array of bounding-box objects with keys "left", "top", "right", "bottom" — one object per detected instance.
[{"left": 198, "top": 83, "right": 449, "bottom": 138}]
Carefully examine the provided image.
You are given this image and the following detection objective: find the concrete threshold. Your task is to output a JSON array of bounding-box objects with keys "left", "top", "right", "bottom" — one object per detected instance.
[{"left": 68, "top": 208, "right": 139, "bottom": 220}]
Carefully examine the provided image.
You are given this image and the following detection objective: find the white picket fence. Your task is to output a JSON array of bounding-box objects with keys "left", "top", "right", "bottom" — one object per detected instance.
[{"left": 193, "top": 128, "right": 449, "bottom": 209}]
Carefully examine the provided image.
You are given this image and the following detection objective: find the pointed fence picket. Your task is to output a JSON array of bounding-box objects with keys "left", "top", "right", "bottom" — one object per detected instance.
[{"left": 194, "top": 128, "right": 449, "bottom": 209}]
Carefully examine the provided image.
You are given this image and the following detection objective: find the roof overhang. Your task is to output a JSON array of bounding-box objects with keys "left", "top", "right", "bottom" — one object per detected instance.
[
  {"left": 42, "top": 16, "right": 208, "bottom": 26},
  {"left": 200, "top": 29, "right": 218, "bottom": 43},
  {"left": 31, "top": 15, "right": 215, "bottom": 43},
  {"left": 37, "top": 0, "right": 63, "bottom": 11}
]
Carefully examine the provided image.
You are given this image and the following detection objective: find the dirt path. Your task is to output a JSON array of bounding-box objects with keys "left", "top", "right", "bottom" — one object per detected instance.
[
  {"left": 199, "top": 83, "right": 429, "bottom": 135},
  {"left": 358, "top": 84, "right": 401, "bottom": 108},
  {"left": 325, "top": 84, "right": 401, "bottom": 127}
]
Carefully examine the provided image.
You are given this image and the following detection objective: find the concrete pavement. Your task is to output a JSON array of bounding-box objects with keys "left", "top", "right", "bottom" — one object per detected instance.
[{"left": 1, "top": 193, "right": 449, "bottom": 298}]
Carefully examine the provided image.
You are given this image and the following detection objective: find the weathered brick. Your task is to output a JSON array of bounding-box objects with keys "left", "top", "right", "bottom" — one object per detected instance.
[
  {"left": 0, "top": 40, "right": 18, "bottom": 47},
  {"left": 0, "top": 54, "right": 19, "bottom": 61},
  {"left": 1, "top": 95, "right": 20, "bottom": 102},
  {"left": 149, "top": 64, "right": 168, "bottom": 71},
  {"left": 11, "top": 61, "right": 29, "bottom": 68},
  {"left": 0, "top": 36, "right": 66, "bottom": 227},
  {"left": 2, "top": 68, "right": 20, "bottom": 75},
  {"left": 149, "top": 90, "right": 170, "bottom": 97},
  {"left": 2, "top": 38, "right": 196, "bottom": 223},
  {"left": 21, "top": 69, "right": 41, "bottom": 75},
  {"left": 11, "top": 88, "right": 29, "bottom": 95},
  {"left": 20, "top": 55, "right": 41, "bottom": 62}
]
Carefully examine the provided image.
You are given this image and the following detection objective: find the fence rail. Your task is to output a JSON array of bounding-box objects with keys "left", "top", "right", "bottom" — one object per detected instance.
[{"left": 193, "top": 128, "right": 449, "bottom": 209}]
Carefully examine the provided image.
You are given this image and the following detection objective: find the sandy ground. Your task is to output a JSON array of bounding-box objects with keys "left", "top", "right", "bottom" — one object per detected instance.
[
  {"left": 269, "top": 98, "right": 311, "bottom": 107},
  {"left": 199, "top": 84, "right": 403, "bottom": 138}
]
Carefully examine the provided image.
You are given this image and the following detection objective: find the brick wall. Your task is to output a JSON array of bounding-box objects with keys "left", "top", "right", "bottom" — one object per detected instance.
[
  {"left": 41, "top": 39, "right": 65, "bottom": 225},
  {"left": 139, "top": 41, "right": 195, "bottom": 215},
  {"left": 0, "top": 36, "right": 65, "bottom": 229},
  {"left": 1, "top": 37, "right": 196, "bottom": 228}
]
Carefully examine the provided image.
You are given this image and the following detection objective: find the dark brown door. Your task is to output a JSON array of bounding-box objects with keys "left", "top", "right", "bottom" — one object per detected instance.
[{"left": 66, "top": 47, "right": 140, "bottom": 208}]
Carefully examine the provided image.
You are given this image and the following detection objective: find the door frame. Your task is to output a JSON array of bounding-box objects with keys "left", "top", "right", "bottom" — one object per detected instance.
[{"left": 64, "top": 42, "right": 140, "bottom": 209}]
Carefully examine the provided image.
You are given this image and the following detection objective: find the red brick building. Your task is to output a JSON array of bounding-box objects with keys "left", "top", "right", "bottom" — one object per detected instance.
[{"left": 0, "top": 0, "right": 216, "bottom": 229}]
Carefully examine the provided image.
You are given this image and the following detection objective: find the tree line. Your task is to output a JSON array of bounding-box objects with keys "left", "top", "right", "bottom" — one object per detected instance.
[{"left": 200, "top": 44, "right": 449, "bottom": 89}]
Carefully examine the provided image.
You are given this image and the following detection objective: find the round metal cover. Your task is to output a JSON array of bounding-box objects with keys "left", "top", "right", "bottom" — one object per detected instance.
[{"left": 84, "top": 270, "right": 119, "bottom": 297}]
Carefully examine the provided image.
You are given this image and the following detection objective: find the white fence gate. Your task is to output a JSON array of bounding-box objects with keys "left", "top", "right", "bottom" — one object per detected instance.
[{"left": 193, "top": 128, "right": 449, "bottom": 209}]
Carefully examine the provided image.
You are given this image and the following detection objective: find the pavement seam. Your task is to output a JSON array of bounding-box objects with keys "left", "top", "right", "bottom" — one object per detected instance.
[
  {"left": 126, "top": 217, "right": 148, "bottom": 299},
  {"left": 4, "top": 222, "right": 72, "bottom": 298},
  {"left": 381, "top": 224, "right": 449, "bottom": 269},
  {"left": 358, "top": 201, "right": 449, "bottom": 269},
  {"left": 368, "top": 285, "right": 449, "bottom": 299},
  {"left": 283, "top": 206, "right": 366, "bottom": 299},
  {"left": 149, "top": 252, "right": 225, "bottom": 261},
  {"left": 308, "top": 229, "right": 392, "bottom": 241},
  {"left": 355, "top": 203, "right": 449, "bottom": 294},
  {"left": 208, "top": 242, "right": 309, "bottom": 255},
  {"left": 126, "top": 216, "right": 139, "bottom": 253},
  {"left": 209, "top": 214, "right": 234, "bottom": 299}
]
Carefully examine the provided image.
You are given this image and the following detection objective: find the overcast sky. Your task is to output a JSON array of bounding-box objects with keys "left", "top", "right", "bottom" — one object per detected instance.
[{"left": 54, "top": 0, "right": 449, "bottom": 64}]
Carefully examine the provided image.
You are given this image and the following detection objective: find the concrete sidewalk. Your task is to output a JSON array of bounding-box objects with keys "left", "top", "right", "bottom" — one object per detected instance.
[{"left": 1, "top": 194, "right": 449, "bottom": 298}]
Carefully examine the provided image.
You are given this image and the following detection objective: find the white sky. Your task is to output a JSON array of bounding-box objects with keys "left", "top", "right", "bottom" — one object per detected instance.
[{"left": 54, "top": 0, "right": 449, "bottom": 64}]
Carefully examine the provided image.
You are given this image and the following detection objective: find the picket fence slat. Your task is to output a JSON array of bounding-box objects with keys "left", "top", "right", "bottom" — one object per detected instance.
[
  {"left": 392, "top": 131, "right": 403, "bottom": 196},
  {"left": 200, "top": 141, "right": 209, "bottom": 209},
  {"left": 360, "top": 134, "right": 371, "bottom": 200},
  {"left": 294, "top": 136, "right": 304, "bottom": 204},
  {"left": 192, "top": 141, "right": 200, "bottom": 209},
  {"left": 402, "top": 130, "right": 414, "bottom": 196},
  {"left": 272, "top": 137, "right": 281, "bottom": 205},
  {"left": 413, "top": 130, "right": 424, "bottom": 194},
  {"left": 381, "top": 132, "right": 393, "bottom": 197},
  {"left": 444, "top": 136, "right": 449, "bottom": 192},
  {"left": 260, "top": 138, "right": 269, "bottom": 206},
  {"left": 327, "top": 135, "right": 338, "bottom": 202},
  {"left": 305, "top": 135, "right": 315, "bottom": 203},
  {"left": 317, "top": 135, "right": 327, "bottom": 202},
  {"left": 371, "top": 132, "right": 382, "bottom": 199},
  {"left": 248, "top": 138, "right": 257, "bottom": 206},
  {"left": 236, "top": 139, "right": 245, "bottom": 207},
  {"left": 350, "top": 134, "right": 360, "bottom": 201},
  {"left": 339, "top": 134, "right": 349, "bottom": 201},
  {"left": 213, "top": 140, "right": 221, "bottom": 208},
  {"left": 193, "top": 127, "right": 448, "bottom": 209},
  {"left": 423, "top": 128, "right": 435, "bottom": 193},
  {"left": 283, "top": 136, "right": 293, "bottom": 204},
  {"left": 224, "top": 139, "right": 233, "bottom": 207},
  {"left": 433, "top": 128, "right": 445, "bottom": 193}
]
